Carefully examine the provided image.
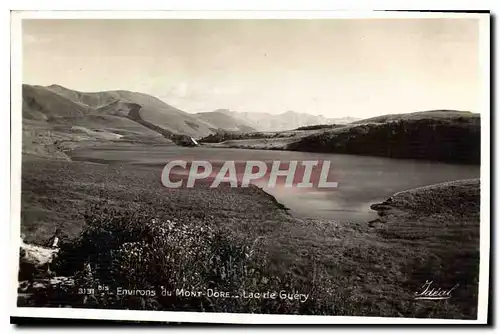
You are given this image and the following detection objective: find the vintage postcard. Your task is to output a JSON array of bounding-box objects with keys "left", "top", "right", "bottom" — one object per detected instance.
[{"left": 10, "top": 10, "right": 490, "bottom": 324}]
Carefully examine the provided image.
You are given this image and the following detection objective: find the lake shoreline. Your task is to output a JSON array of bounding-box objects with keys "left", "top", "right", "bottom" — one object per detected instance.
[
  {"left": 199, "top": 111, "right": 480, "bottom": 165},
  {"left": 369, "top": 178, "right": 480, "bottom": 223},
  {"left": 18, "top": 155, "right": 480, "bottom": 318},
  {"left": 201, "top": 140, "right": 481, "bottom": 166},
  {"left": 27, "top": 141, "right": 480, "bottom": 223}
]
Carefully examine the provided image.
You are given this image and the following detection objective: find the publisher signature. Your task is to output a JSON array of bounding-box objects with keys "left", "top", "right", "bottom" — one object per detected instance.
[{"left": 414, "top": 280, "right": 459, "bottom": 300}]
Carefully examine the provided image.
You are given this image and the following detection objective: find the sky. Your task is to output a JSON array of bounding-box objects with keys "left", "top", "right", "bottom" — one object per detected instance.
[{"left": 22, "top": 18, "right": 481, "bottom": 118}]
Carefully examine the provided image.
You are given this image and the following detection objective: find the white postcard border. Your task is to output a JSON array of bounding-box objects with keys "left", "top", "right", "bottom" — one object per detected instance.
[{"left": 9, "top": 10, "right": 491, "bottom": 325}]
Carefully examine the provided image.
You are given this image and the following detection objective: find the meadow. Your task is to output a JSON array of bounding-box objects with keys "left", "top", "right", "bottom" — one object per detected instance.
[{"left": 19, "top": 156, "right": 480, "bottom": 318}]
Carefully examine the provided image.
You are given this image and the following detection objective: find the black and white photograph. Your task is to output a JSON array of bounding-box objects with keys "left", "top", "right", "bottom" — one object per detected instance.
[{"left": 9, "top": 10, "right": 490, "bottom": 324}]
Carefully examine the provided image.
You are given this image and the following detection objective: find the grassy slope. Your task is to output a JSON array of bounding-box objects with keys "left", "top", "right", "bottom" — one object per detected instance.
[
  {"left": 20, "top": 157, "right": 480, "bottom": 318},
  {"left": 289, "top": 116, "right": 480, "bottom": 164},
  {"left": 20, "top": 157, "right": 296, "bottom": 245},
  {"left": 369, "top": 179, "right": 480, "bottom": 318},
  {"left": 204, "top": 111, "right": 481, "bottom": 164},
  {"left": 200, "top": 128, "right": 325, "bottom": 150},
  {"left": 46, "top": 84, "right": 215, "bottom": 138},
  {"left": 352, "top": 110, "right": 477, "bottom": 124},
  {"left": 22, "top": 85, "right": 178, "bottom": 160}
]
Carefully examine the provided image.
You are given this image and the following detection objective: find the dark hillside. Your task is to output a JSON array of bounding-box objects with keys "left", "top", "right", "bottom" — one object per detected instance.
[{"left": 288, "top": 114, "right": 480, "bottom": 164}]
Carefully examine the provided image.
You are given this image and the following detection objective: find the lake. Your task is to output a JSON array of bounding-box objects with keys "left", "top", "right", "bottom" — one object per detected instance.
[{"left": 71, "top": 144, "right": 480, "bottom": 222}]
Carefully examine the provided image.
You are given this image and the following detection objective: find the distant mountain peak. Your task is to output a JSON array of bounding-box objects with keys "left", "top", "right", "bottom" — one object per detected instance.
[{"left": 209, "top": 109, "right": 358, "bottom": 132}]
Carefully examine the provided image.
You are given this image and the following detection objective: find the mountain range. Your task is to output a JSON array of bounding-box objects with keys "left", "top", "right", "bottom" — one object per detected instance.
[
  {"left": 21, "top": 84, "right": 479, "bottom": 164},
  {"left": 22, "top": 84, "right": 359, "bottom": 159},
  {"left": 23, "top": 84, "right": 356, "bottom": 137},
  {"left": 204, "top": 109, "right": 358, "bottom": 132}
]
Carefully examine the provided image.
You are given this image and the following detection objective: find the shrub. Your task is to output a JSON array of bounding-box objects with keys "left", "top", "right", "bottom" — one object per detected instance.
[{"left": 46, "top": 204, "right": 337, "bottom": 314}]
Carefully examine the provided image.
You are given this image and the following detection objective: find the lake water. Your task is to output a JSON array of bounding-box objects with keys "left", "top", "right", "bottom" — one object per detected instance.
[{"left": 71, "top": 145, "right": 480, "bottom": 222}]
